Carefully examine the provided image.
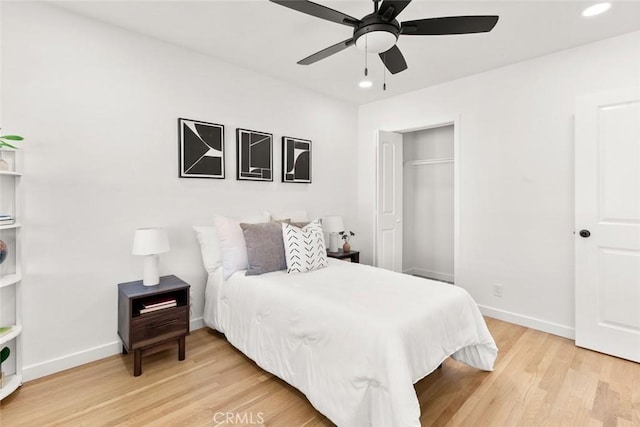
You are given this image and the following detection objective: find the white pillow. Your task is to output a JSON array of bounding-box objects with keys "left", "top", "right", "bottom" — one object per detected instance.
[
  {"left": 271, "top": 210, "right": 309, "bottom": 223},
  {"left": 193, "top": 226, "right": 222, "bottom": 273},
  {"left": 282, "top": 219, "right": 328, "bottom": 274},
  {"left": 215, "top": 213, "right": 270, "bottom": 279}
]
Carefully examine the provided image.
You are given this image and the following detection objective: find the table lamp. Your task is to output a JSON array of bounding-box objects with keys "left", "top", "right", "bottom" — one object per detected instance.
[
  {"left": 132, "top": 228, "right": 170, "bottom": 286},
  {"left": 322, "top": 215, "right": 344, "bottom": 252}
]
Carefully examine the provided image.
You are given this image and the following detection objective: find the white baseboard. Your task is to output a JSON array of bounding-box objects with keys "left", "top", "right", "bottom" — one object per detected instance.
[
  {"left": 478, "top": 304, "right": 575, "bottom": 340},
  {"left": 190, "top": 316, "right": 205, "bottom": 331},
  {"left": 23, "top": 341, "right": 122, "bottom": 382},
  {"left": 23, "top": 316, "right": 206, "bottom": 382},
  {"left": 404, "top": 267, "right": 454, "bottom": 283}
]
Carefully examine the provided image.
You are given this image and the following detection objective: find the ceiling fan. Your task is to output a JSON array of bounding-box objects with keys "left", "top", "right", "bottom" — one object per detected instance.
[{"left": 270, "top": 0, "right": 499, "bottom": 75}]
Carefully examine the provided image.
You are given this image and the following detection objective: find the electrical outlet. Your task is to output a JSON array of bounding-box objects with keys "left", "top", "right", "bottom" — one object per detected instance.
[{"left": 492, "top": 283, "right": 503, "bottom": 298}]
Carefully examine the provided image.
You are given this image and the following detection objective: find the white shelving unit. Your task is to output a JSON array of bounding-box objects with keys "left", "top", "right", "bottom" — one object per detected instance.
[{"left": 0, "top": 150, "right": 22, "bottom": 400}]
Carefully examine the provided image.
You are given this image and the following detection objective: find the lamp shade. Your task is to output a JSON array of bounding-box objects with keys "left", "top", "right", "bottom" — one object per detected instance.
[{"left": 132, "top": 228, "right": 170, "bottom": 255}]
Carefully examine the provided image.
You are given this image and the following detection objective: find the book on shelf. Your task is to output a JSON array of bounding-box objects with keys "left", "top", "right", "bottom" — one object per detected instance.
[
  {"left": 0, "top": 214, "right": 15, "bottom": 224},
  {"left": 142, "top": 297, "right": 177, "bottom": 309},
  {"left": 139, "top": 301, "right": 177, "bottom": 314}
]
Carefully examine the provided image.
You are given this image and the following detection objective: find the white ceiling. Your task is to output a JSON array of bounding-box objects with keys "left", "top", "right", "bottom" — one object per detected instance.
[{"left": 52, "top": 1, "right": 640, "bottom": 105}]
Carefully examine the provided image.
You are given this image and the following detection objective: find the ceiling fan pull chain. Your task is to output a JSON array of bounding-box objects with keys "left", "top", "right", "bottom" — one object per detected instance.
[
  {"left": 383, "top": 55, "right": 387, "bottom": 91},
  {"left": 364, "top": 35, "right": 368, "bottom": 76}
]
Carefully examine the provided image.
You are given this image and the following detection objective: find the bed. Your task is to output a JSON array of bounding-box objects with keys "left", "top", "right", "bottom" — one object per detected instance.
[{"left": 203, "top": 258, "right": 498, "bottom": 427}]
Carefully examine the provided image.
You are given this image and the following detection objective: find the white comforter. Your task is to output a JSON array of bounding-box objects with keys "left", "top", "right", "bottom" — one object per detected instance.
[{"left": 204, "top": 260, "right": 497, "bottom": 427}]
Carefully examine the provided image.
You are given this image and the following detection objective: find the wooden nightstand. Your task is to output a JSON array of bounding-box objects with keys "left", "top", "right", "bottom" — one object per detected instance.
[
  {"left": 327, "top": 249, "right": 360, "bottom": 263},
  {"left": 117, "top": 275, "right": 190, "bottom": 376}
]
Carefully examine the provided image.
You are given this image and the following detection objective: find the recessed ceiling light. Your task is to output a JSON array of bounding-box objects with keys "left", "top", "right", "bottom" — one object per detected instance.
[
  {"left": 582, "top": 2, "right": 611, "bottom": 17},
  {"left": 359, "top": 80, "right": 373, "bottom": 89}
]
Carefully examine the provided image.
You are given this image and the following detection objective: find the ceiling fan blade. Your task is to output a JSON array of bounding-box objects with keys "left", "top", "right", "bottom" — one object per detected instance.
[
  {"left": 401, "top": 15, "right": 499, "bottom": 35},
  {"left": 298, "top": 38, "right": 356, "bottom": 65},
  {"left": 378, "top": 0, "right": 412, "bottom": 21},
  {"left": 270, "top": 0, "right": 360, "bottom": 27},
  {"left": 379, "top": 45, "right": 407, "bottom": 74}
]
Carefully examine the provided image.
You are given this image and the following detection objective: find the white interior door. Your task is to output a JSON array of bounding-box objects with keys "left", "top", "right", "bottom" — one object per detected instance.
[
  {"left": 575, "top": 87, "right": 640, "bottom": 363},
  {"left": 376, "top": 130, "right": 403, "bottom": 271}
]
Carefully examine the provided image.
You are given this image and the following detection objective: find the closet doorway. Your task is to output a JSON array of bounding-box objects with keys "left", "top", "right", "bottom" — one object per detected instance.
[
  {"left": 374, "top": 119, "right": 459, "bottom": 284},
  {"left": 402, "top": 125, "right": 454, "bottom": 283}
]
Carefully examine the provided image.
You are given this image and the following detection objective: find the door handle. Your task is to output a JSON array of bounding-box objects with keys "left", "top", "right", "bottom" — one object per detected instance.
[
  {"left": 396, "top": 219, "right": 401, "bottom": 223},
  {"left": 579, "top": 229, "right": 591, "bottom": 238}
]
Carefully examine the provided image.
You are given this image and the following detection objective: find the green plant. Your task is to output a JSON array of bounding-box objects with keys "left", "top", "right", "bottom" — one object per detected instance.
[
  {"left": 0, "top": 132, "right": 24, "bottom": 149},
  {"left": 0, "top": 346, "right": 9, "bottom": 365},
  {"left": 339, "top": 230, "right": 355, "bottom": 242}
]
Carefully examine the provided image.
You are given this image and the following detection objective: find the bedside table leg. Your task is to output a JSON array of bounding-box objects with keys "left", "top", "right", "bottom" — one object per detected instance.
[
  {"left": 178, "top": 336, "right": 186, "bottom": 361},
  {"left": 134, "top": 349, "right": 142, "bottom": 376}
]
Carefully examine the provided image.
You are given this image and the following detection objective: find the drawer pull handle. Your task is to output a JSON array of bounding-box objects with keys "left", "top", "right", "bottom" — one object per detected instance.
[{"left": 152, "top": 319, "right": 179, "bottom": 328}]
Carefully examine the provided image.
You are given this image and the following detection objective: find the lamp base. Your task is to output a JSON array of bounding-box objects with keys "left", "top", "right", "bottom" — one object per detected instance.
[
  {"left": 329, "top": 233, "right": 339, "bottom": 252},
  {"left": 142, "top": 254, "right": 160, "bottom": 286}
]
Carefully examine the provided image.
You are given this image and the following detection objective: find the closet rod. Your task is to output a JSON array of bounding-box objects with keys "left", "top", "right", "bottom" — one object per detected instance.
[{"left": 403, "top": 158, "right": 454, "bottom": 166}]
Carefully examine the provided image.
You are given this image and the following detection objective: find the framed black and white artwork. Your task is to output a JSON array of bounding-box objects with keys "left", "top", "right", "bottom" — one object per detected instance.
[
  {"left": 282, "top": 136, "right": 311, "bottom": 184},
  {"left": 236, "top": 128, "right": 273, "bottom": 181},
  {"left": 178, "top": 118, "right": 225, "bottom": 179}
]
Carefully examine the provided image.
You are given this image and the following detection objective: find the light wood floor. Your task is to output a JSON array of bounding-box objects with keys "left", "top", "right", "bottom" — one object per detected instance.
[{"left": 1, "top": 318, "right": 638, "bottom": 426}]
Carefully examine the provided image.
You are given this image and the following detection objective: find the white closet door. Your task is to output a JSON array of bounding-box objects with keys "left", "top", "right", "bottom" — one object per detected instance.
[
  {"left": 376, "top": 130, "right": 403, "bottom": 272},
  {"left": 575, "top": 87, "right": 640, "bottom": 363}
]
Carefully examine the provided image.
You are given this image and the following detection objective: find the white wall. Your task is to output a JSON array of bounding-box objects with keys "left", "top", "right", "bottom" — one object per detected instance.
[
  {"left": 402, "top": 126, "right": 454, "bottom": 282},
  {"left": 358, "top": 30, "right": 640, "bottom": 338},
  {"left": 1, "top": 2, "right": 358, "bottom": 380}
]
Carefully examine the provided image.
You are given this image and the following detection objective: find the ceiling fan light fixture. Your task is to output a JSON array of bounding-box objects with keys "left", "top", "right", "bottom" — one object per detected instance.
[
  {"left": 359, "top": 80, "right": 373, "bottom": 88},
  {"left": 582, "top": 2, "right": 611, "bottom": 17},
  {"left": 355, "top": 31, "right": 397, "bottom": 54}
]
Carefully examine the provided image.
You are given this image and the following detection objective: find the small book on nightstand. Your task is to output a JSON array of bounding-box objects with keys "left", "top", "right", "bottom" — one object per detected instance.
[
  {"left": 139, "top": 302, "right": 177, "bottom": 314},
  {"left": 142, "top": 298, "right": 176, "bottom": 309},
  {"left": 139, "top": 297, "right": 177, "bottom": 314}
]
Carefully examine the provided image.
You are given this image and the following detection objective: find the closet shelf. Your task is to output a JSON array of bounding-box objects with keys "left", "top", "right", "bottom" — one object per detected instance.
[{"left": 403, "top": 158, "right": 454, "bottom": 166}]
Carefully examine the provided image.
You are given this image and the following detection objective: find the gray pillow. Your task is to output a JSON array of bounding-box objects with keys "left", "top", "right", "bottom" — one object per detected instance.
[
  {"left": 240, "top": 222, "right": 287, "bottom": 275},
  {"left": 290, "top": 221, "right": 310, "bottom": 228}
]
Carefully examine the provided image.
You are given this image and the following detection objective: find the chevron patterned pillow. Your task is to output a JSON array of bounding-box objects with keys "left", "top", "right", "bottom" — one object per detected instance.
[{"left": 282, "top": 219, "right": 328, "bottom": 274}]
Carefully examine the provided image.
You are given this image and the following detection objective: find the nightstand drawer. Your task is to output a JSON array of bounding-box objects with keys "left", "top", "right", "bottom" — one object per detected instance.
[{"left": 131, "top": 306, "right": 188, "bottom": 348}]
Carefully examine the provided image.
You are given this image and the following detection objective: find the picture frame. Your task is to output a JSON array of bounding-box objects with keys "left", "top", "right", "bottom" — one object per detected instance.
[
  {"left": 236, "top": 128, "right": 273, "bottom": 181},
  {"left": 178, "top": 118, "right": 225, "bottom": 179},
  {"left": 282, "top": 136, "right": 312, "bottom": 184}
]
